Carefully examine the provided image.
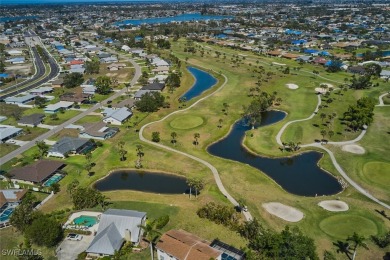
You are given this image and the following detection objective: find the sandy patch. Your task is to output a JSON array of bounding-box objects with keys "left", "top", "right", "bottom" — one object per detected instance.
[
  {"left": 315, "top": 87, "right": 327, "bottom": 94},
  {"left": 318, "top": 200, "right": 349, "bottom": 212},
  {"left": 342, "top": 144, "right": 365, "bottom": 154},
  {"left": 272, "top": 62, "right": 286, "bottom": 66},
  {"left": 286, "top": 83, "right": 299, "bottom": 89},
  {"left": 262, "top": 202, "right": 304, "bottom": 222}
]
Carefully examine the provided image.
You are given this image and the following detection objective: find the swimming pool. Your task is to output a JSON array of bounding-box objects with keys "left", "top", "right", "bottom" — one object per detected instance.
[
  {"left": 0, "top": 208, "right": 14, "bottom": 223},
  {"left": 73, "top": 215, "right": 98, "bottom": 227},
  {"left": 44, "top": 174, "right": 63, "bottom": 187}
]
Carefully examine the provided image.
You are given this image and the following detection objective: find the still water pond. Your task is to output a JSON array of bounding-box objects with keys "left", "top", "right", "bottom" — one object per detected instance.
[{"left": 207, "top": 111, "right": 342, "bottom": 196}]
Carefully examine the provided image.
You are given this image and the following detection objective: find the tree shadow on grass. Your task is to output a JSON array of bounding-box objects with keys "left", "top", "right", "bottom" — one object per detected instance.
[{"left": 333, "top": 240, "right": 352, "bottom": 260}]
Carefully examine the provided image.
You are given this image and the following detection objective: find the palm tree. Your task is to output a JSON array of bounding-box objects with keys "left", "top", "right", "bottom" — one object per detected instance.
[
  {"left": 320, "top": 129, "right": 327, "bottom": 141},
  {"left": 347, "top": 232, "right": 368, "bottom": 260},
  {"left": 328, "top": 130, "right": 335, "bottom": 140},
  {"left": 139, "top": 220, "right": 162, "bottom": 260},
  {"left": 193, "top": 133, "right": 200, "bottom": 146},
  {"left": 136, "top": 144, "right": 144, "bottom": 168},
  {"left": 320, "top": 113, "right": 327, "bottom": 122},
  {"left": 170, "top": 132, "right": 177, "bottom": 145},
  {"left": 218, "top": 118, "right": 223, "bottom": 128}
]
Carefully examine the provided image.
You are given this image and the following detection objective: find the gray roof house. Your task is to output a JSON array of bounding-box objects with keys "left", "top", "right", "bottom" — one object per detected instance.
[
  {"left": 86, "top": 209, "right": 146, "bottom": 257},
  {"left": 0, "top": 126, "right": 22, "bottom": 143},
  {"left": 79, "top": 122, "right": 119, "bottom": 140},
  {"left": 4, "top": 94, "right": 35, "bottom": 105},
  {"left": 47, "top": 137, "right": 95, "bottom": 158},
  {"left": 18, "top": 113, "right": 45, "bottom": 127},
  {"left": 134, "top": 89, "right": 159, "bottom": 100},
  {"left": 102, "top": 107, "right": 132, "bottom": 125}
]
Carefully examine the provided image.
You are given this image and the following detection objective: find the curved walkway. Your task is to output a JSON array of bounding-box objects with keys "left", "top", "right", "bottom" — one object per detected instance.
[
  {"left": 276, "top": 94, "right": 322, "bottom": 146},
  {"left": 139, "top": 69, "right": 253, "bottom": 221},
  {"left": 377, "top": 92, "right": 390, "bottom": 107},
  {"left": 276, "top": 93, "right": 390, "bottom": 209}
]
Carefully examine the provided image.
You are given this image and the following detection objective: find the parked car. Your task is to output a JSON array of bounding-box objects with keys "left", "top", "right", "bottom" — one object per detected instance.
[{"left": 66, "top": 233, "right": 83, "bottom": 241}]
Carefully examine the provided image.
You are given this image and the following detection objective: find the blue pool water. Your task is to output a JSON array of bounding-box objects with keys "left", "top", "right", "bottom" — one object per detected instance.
[
  {"left": 181, "top": 67, "right": 218, "bottom": 101},
  {"left": 73, "top": 215, "right": 98, "bottom": 227},
  {"left": 0, "top": 208, "right": 14, "bottom": 222},
  {"left": 44, "top": 174, "right": 63, "bottom": 187},
  {"left": 116, "top": 13, "right": 233, "bottom": 26}
]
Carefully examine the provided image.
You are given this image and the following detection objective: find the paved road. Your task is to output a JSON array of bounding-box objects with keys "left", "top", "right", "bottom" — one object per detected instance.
[
  {"left": 0, "top": 51, "right": 141, "bottom": 166},
  {"left": 139, "top": 68, "right": 253, "bottom": 221},
  {"left": 275, "top": 91, "right": 390, "bottom": 209},
  {"left": 0, "top": 47, "right": 59, "bottom": 100}
]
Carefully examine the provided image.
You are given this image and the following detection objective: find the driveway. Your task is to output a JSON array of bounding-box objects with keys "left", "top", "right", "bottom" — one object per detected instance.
[
  {"left": 56, "top": 234, "right": 94, "bottom": 260},
  {"left": 5, "top": 139, "right": 29, "bottom": 146}
]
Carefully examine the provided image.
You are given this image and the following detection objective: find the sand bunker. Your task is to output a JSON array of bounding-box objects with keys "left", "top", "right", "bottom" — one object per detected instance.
[
  {"left": 272, "top": 62, "right": 286, "bottom": 66},
  {"left": 315, "top": 87, "right": 327, "bottom": 94},
  {"left": 286, "top": 83, "right": 299, "bottom": 89},
  {"left": 263, "top": 202, "right": 304, "bottom": 222},
  {"left": 342, "top": 144, "right": 365, "bottom": 154},
  {"left": 318, "top": 200, "right": 349, "bottom": 212}
]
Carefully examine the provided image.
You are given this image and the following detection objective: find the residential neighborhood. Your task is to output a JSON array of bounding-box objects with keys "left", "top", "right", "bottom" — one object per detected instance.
[{"left": 0, "top": 1, "right": 389, "bottom": 260}]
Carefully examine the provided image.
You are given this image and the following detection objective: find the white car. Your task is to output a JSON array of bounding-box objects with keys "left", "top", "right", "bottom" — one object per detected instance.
[{"left": 66, "top": 233, "right": 83, "bottom": 241}]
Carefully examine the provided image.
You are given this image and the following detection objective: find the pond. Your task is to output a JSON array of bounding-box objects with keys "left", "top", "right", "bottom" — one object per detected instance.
[
  {"left": 116, "top": 13, "right": 233, "bottom": 26},
  {"left": 207, "top": 111, "right": 342, "bottom": 196},
  {"left": 181, "top": 66, "right": 218, "bottom": 101},
  {"left": 94, "top": 170, "right": 188, "bottom": 194}
]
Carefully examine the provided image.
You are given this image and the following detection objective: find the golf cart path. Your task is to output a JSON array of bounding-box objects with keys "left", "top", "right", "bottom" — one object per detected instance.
[
  {"left": 139, "top": 69, "right": 253, "bottom": 221},
  {"left": 377, "top": 92, "right": 390, "bottom": 107},
  {"left": 275, "top": 92, "right": 390, "bottom": 209}
]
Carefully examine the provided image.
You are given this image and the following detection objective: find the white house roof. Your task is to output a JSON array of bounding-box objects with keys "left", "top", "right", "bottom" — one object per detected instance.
[
  {"left": 44, "top": 101, "right": 74, "bottom": 111},
  {"left": 30, "top": 86, "right": 53, "bottom": 94},
  {"left": 4, "top": 94, "right": 35, "bottom": 104},
  {"left": 0, "top": 126, "right": 22, "bottom": 141},
  {"left": 104, "top": 107, "right": 132, "bottom": 122},
  {"left": 86, "top": 209, "right": 146, "bottom": 255}
]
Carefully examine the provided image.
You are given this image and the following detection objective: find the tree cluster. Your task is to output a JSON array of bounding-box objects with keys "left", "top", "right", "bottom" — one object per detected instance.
[
  {"left": 343, "top": 97, "right": 376, "bottom": 131},
  {"left": 156, "top": 39, "right": 171, "bottom": 49},
  {"left": 63, "top": 72, "right": 84, "bottom": 88},
  {"left": 242, "top": 92, "right": 276, "bottom": 128},
  {"left": 85, "top": 60, "right": 100, "bottom": 74},
  {"left": 238, "top": 218, "right": 318, "bottom": 259},
  {"left": 349, "top": 75, "right": 373, "bottom": 90},
  {"left": 197, "top": 202, "right": 240, "bottom": 229},
  {"left": 10, "top": 193, "right": 63, "bottom": 247},
  {"left": 95, "top": 76, "right": 112, "bottom": 95},
  {"left": 135, "top": 91, "right": 165, "bottom": 112},
  {"left": 70, "top": 186, "right": 107, "bottom": 210}
]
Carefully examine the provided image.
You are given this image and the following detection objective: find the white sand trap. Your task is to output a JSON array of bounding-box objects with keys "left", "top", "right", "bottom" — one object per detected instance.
[
  {"left": 318, "top": 200, "right": 349, "bottom": 212},
  {"left": 315, "top": 87, "right": 328, "bottom": 94},
  {"left": 263, "top": 202, "right": 304, "bottom": 222},
  {"left": 321, "top": 83, "right": 334, "bottom": 88},
  {"left": 272, "top": 62, "right": 286, "bottom": 66},
  {"left": 286, "top": 83, "right": 299, "bottom": 89},
  {"left": 342, "top": 144, "right": 365, "bottom": 154}
]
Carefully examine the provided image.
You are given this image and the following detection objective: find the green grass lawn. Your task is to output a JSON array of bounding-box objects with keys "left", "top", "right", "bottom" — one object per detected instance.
[
  {"left": 0, "top": 143, "right": 19, "bottom": 157},
  {"left": 43, "top": 110, "right": 81, "bottom": 125},
  {"left": 16, "top": 127, "right": 49, "bottom": 141},
  {"left": 74, "top": 115, "right": 102, "bottom": 124}
]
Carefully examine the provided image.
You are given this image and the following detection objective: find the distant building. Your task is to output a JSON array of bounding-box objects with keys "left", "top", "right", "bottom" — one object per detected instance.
[
  {"left": 4, "top": 94, "right": 35, "bottom": 105},
  {"left": 156, "top": 229, "right": 222, "bottom": 260},
  {"left": 86, "top": 209, "right": 146, "bottom": 257}
]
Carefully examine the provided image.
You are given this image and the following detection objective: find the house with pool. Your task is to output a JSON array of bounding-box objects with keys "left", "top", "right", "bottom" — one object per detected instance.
[
  {"left": 0, "top": 189, "right": 28, "bottom": 227},
  {"left": 86, "top": 209, "right": 147, "bottom": 257},
  {"left": 8, "top": 160, "right": 66, "bottom": 186}
]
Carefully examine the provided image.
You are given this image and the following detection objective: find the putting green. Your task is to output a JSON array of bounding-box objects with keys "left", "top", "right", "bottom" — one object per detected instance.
[
  {"left": 362, "top": 162, "right": 390, "bottom": 187},
  {"left": 170, "top": 115, "right": 204, "bottom": 130},
  {"left": 319, "top": 215, "right": 378, "bottom": 239}
]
